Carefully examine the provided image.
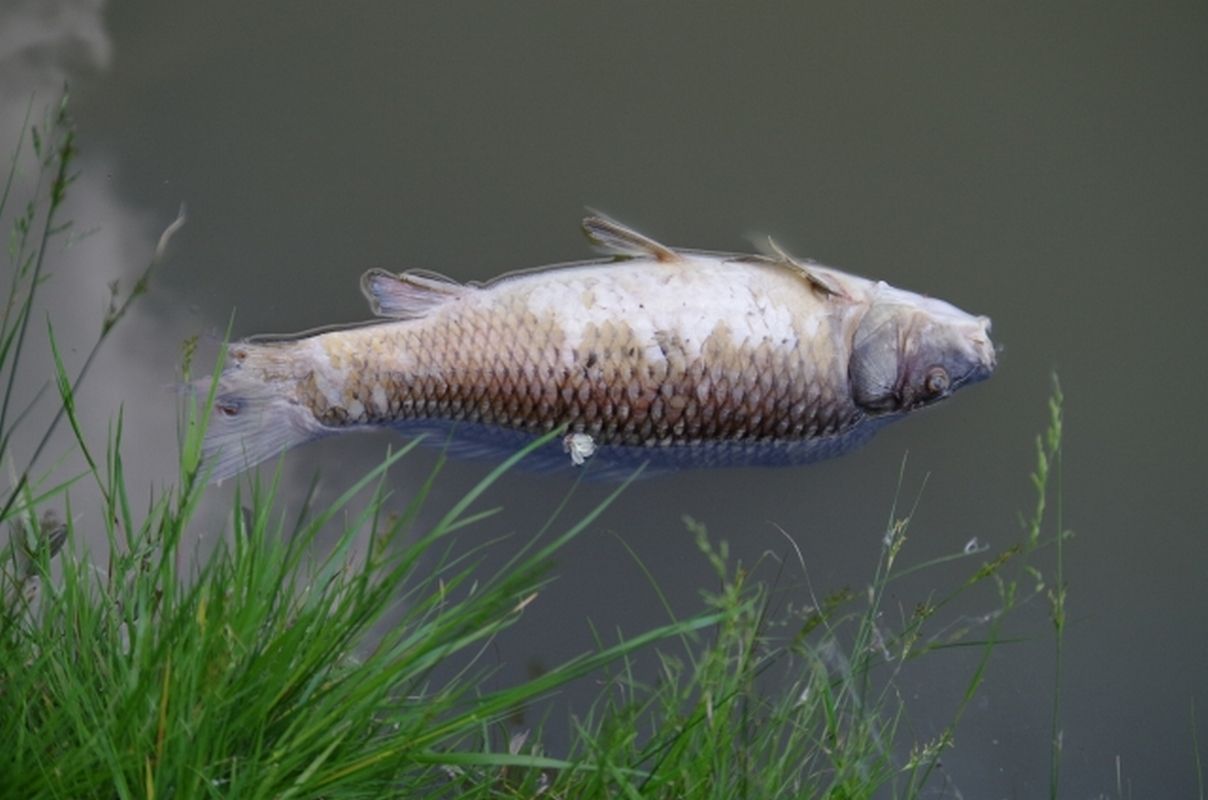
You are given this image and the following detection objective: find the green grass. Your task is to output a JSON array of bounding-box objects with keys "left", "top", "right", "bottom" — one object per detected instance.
[{"left": 2, "top": 95, "right": 1072, "bottom": 798}]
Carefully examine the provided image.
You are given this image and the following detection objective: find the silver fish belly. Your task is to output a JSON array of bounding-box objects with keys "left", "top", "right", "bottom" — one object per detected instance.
[{"left": 202, "top": 216, "right": 995, "bottom": 481}]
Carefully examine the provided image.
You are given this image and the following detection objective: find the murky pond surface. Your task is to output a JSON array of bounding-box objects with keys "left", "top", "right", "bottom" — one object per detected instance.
[{"left": 4, "top": 3, "right": 1207, "bottom": 795}]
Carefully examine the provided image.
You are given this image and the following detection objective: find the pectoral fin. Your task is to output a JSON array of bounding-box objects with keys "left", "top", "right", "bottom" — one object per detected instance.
[
  {"left": 759, "top": 236, "right": 846, "bottom": 299},
  {"left": 361, "top": 268, "right": 470, "bottom": 318},
  {"left": 582, "top": 215, "right": 681, "bottom": 263}
]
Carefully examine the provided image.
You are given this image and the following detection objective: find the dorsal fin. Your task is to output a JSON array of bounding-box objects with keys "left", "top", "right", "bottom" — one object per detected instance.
[
  {"left": 361, "top": 268, "right": 469, "bottom": 319},
  {"left": 758, "top": 236, "right": 845, "bottom": 299},
  {"left": 581, "top": 215, "right": 681, "bottom": 263}
]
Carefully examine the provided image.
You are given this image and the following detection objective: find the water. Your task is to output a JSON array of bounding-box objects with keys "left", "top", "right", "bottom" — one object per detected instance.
[{"left": 5, "top": 2, "right": 1207, "bottom": 795}]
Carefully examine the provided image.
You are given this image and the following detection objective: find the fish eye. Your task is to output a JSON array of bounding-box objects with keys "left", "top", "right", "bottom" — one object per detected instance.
[{"left": 924, "top": 366, "right": 950, "bottom": 396}]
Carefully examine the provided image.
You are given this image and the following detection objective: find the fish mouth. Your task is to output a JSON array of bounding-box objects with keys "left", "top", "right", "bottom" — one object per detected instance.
[
  {"left": 971, "top": 322, "right": 997, "bottom": 380},
  {"left": 955, "top": 314, "right": 996, "bottom": 388}
]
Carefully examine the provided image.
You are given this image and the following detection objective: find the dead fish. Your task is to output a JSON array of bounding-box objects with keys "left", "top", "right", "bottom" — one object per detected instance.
[{"left": 201, "top": 216, "right": 994, "bottom": 482}]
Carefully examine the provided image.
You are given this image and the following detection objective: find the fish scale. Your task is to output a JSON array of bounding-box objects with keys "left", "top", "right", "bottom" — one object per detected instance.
[
  {"left": 306, "top": 300, "right": 857, "bottom": 450},
  {"left": 202, "top": 216, "right": 994, "bottom": 482}
]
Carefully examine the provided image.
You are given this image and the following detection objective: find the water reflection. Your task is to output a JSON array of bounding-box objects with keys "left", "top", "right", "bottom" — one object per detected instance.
[{"left": 0, "top": 1, "right": 220, "bottom": 545}]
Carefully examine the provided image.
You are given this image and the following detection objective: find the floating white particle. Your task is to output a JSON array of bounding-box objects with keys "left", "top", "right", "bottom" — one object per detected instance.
[{"left": 563, "top": 432, "right": 596, "bottom": 466}]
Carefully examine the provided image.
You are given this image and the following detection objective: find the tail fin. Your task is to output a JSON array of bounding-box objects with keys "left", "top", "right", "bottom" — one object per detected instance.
[{"left": 199, "top": 345, "right": 319, "bottom": 483}]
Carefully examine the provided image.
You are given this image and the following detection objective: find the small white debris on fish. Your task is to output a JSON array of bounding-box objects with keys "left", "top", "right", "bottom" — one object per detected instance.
[
  {"left": 200, "top": 215, "right": 995, "bottom": 482},
  {"left": 563, "top": 432, "right": 596, "bottom": 466}
]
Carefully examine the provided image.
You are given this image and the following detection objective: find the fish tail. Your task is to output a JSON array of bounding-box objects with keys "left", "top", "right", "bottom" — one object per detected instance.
[{"left": 198, "top": 343, "right": 319, "bottom": 483}]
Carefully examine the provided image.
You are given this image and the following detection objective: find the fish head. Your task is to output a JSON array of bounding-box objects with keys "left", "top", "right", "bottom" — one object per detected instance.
[{"left": 850, "top": 282, "right": 995, "bottom": 415}]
